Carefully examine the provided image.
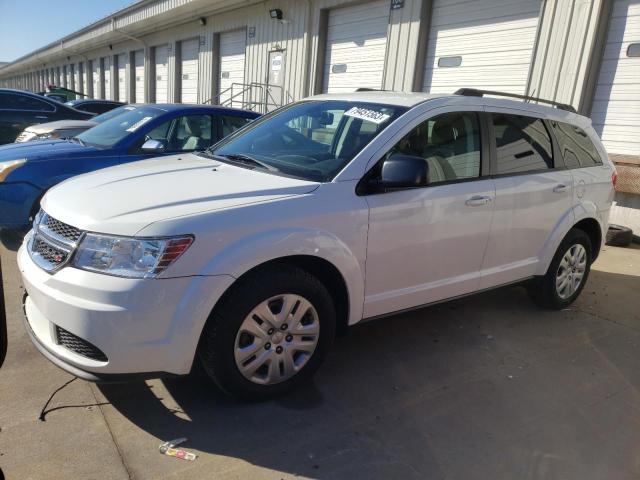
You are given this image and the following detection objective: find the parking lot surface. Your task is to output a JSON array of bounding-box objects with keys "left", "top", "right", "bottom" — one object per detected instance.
[{"left": 1, "top": 231, "right": 639, "bottom": 480}]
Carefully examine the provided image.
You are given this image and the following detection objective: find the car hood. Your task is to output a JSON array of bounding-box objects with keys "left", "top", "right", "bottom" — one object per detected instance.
[
  {"left": 24, "top": 120, "right": 98, "bottom": 134},
  {"left": 0, "top": 139, "right": 99, "bottom": 162},
  {"left": 42, "top": 153, "right": 320, "bottom": 236}
]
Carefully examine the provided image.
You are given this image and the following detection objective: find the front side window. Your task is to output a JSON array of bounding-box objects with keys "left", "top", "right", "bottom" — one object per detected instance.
[
  {"left": 493, "top": 113, "right": 553, "bottom": 174},
  {"left": 138, "top": 114, "right": 213, "bottom": 153},
  {"left": 550, "top": 121, "right": 602, "bottom": 168},
  {"left": 211, "top": 101, "right": 407, "bottom": 181},
  {"left": 385, "top": 111, "right": 481, "bottom": 184}
]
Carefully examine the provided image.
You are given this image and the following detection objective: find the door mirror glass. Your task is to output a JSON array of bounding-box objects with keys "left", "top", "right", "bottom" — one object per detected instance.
[
  {"left": 141, "top": 139, "right": 166, "bottom": 153},
  {"left": 379, "top": 154, "right": 428, "bottom": 189}
]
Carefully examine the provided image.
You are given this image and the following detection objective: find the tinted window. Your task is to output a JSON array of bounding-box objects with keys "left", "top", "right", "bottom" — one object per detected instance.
[
  {"left": 0, "top": 92, "right": 54, "bottom": 112},
  {"left": 550, "top": 121, "right": 602, "bottom": 168},
  {"left": 212, "top": 101, "right": 406, "bottom": 182},
  {"left": 389, "top": 112, "right": 481, "bottom": 183},
  {"left": 76, "top": 103, "right": 115, "bottom": 114},
  {"left": 493, "top": 114, "right": 553, "bottom": 174}
]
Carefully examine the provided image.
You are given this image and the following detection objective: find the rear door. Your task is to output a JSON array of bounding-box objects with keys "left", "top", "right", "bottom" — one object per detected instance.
[
  {"left": 480, "top": 110, "right": 573, "bottom": 289},
  {"left": 0, "top": 92, "right": 55, "bottom": 144}
]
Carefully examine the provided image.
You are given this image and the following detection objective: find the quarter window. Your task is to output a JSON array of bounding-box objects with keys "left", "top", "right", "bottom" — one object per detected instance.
[
  {"left": 388, "top": 112, "right": 482, "bottom": 183},
  {"left": 492, "top": 114, "right": 553, "bottom": 174},
  {"left": 550, "top": 121, "right": 602, "bottom": 168}
]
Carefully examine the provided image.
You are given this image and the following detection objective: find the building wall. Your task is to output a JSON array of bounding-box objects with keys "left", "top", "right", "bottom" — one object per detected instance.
[{"left": 0, "top": 0, "right": 630, "bottom": 120}]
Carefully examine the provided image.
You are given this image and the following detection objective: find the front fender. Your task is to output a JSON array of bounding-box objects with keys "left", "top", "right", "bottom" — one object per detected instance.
[
  {"left": 199, "top": 228, "right": 365, "bottom": 325},
  {"left": 0, "top": 181, "right": 43, "bottom": 228}
]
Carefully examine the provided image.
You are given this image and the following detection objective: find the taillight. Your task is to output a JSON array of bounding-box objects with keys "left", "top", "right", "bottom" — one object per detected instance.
[{"left": 612, "top": 171, "right": 618, "bottom": 188}]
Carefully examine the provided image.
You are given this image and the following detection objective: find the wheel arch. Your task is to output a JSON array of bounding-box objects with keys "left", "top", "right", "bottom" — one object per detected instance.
[
  {"left": 573, "top": 217, "right": 603, "bottom": 261},
  {"left": 212, "top": 255, "right": 352, "bottom": 337}
]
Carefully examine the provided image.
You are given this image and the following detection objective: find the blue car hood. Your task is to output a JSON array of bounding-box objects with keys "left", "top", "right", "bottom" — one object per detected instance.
[{"left": 0, "top": 139, "right": 102, "bottom": 162}]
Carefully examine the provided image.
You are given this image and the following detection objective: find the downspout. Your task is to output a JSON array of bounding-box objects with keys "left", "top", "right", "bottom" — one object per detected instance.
[{"left": 302, "top": 0, "right": 313, "bottom": 98}]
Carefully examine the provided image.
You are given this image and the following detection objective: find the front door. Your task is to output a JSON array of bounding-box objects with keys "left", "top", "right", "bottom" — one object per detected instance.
[{"left": 363, "top": 110, "right": 495, "bottom": 318}]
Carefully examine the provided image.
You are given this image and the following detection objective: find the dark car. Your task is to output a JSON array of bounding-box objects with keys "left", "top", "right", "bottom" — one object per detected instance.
[
  {"left": 65, "top": 99, "right": 126, "bottom": 115},
  {"left": 0, "top": 89, "right": 94, "bottom": 145},
  {"left": 0, "top": 104, "right": 259, "bottom": 229}
]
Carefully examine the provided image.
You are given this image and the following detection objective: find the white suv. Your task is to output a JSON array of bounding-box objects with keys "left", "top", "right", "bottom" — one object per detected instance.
[{"left": 19, "top": 90, "right": 615, "bottom": 399}]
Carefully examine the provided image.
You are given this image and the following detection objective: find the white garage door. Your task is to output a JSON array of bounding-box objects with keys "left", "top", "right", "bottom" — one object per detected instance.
[
  {"left": 219, "top": 29, "right": 246, "bottom": 105},
  {"left": 103, "top": 56, "right": 112, "bottom": 100},
  {"left": 423, "top": 0, "right": 541, "bottom": 95},
  {"left": 117, "top": 53, "right": 127, "bottom": 102},
  {"left": 92, "top": 60, "right": 101, "bottom": 98},
  {"left": 592, "top": 0, "right": 640, "bottom": 155},
  {"left": 67, "top": 65, "right": 74, "bottom": 90},
  {"left": 155, "top": 45, "right": 169, "bottom": 103},
  {"left": 323, "top": 0, "right": 390, "bottom": 93},
  {"left": 181, "top": 38, "right": 200, "bottom": 103},
  {"left": 134, "top": 50, "right": 145, "bottom": 103}
]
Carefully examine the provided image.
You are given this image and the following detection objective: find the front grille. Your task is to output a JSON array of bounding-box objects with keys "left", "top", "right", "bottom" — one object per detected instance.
[
  {"left": 43, "top": 215, "right": 82, "bottom": 243},
  {"left": 55, "top": 326, "right": 108, "bottom": 362},
  {"left": 29, "top": 211, "right": 84, "bottom": 273},
  {"left": 32, "top": 237, "right": 69, "bottom": 266}
]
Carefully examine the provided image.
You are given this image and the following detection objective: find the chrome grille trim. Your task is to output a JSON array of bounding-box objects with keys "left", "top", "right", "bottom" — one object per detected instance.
[{"left": 28, "top": 210, "right": 84, "bottom": 273}]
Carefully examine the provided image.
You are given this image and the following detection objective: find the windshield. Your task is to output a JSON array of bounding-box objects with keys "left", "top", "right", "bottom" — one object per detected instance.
[
  {"left": 92, "top": 105, "right": 137, "bottom": 124},
  {"left": 211, "top": 101, "right": 406, "bottom": 182},
  {"left": 76, "top": 106, "right": 163, "bottom": 148}
]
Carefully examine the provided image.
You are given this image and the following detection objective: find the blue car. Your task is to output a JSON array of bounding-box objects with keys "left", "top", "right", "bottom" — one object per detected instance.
[{"left": 0, "top": 104, "right": 259, "bottom": 229}]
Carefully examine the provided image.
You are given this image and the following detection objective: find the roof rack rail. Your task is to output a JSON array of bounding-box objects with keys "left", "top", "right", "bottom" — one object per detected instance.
[
  {"left": 454, "top": 88, "right": 577, "bottom": 113},
  {"left": 355, "top": 88, "right": 388, "bottom": 92}
]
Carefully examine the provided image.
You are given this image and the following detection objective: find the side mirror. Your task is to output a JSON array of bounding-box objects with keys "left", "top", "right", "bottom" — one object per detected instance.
[
  {"left": 141, "top": 139, "right": 165, "bottom": 153},
  {"left": 379, "top": 154, "right": 428, "bottom": 190}
]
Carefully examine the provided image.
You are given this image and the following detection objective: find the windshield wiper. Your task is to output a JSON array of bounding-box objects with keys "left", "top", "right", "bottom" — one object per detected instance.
[
  {"left": 215, "top": 153, "right": 279, "bottom": 172},
  {"left": 71, "top": 137, "right": 86, "bottom": 147}
]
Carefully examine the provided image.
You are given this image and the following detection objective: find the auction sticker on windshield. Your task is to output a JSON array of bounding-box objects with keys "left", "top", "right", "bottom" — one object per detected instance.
[
  {"left": 344, "top": 107, "right": 391, "bottom": 125},
  {"left": 126, "top": 116, "right": 153, "bottom": 132}
]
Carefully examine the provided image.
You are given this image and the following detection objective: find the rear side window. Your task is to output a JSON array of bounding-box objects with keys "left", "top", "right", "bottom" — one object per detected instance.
[
  {"left": 492, "top": 113, "right": 553, "bottom": 174},
  {"left": 550, "top": 121, "right": 602, "bottom": 168},
  {"left": 219, "top": 115, "right": 252, "bottom": 138}
]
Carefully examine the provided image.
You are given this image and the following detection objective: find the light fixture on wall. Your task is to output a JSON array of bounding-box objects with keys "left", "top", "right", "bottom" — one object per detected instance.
[
  {"left": 108, "top": 44, "right": 113, "bottom": 50},
  {"left": 269, "top": 8, "right": 283, "bottom": 20},
  {"left": 199, "top": 17, "right": 207, "bottom": 26}
]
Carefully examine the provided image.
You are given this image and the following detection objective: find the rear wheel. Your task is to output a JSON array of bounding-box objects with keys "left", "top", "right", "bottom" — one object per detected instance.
[
  {"left": 198, "top": 265, "right": 336, "bottom": 400},
  {"left": 529, "top": 228, "right": 592, "bottom": 309}
]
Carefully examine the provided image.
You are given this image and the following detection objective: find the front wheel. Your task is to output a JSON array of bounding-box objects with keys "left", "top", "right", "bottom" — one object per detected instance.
[
  {"left": 529, "top": 228, "right": 592, "bottom": 309},
  {"left": 198, "top": 265, "right": 336, "bottom": 400}
]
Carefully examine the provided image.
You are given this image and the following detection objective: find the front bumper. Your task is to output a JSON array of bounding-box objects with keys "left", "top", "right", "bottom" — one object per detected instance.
[{"left": 18, "top": 243, "right": 235, "bottom": 379}]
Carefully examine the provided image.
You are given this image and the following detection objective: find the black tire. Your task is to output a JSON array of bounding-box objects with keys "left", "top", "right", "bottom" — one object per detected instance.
[
  {"left": 198, "top": 265, "right": 336, "bottom": 401},
  {"left": 605, "top": 224, "right": 633, "bottom": 247},
  {"left": 529, "top": 228, "right": 592, "bottom": 310}
]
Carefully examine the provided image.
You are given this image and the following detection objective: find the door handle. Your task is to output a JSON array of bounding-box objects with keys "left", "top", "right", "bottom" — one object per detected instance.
[
  {"left": 553, "top": 184, "right": 568, "bottom": 193},
  {"left": 465, "top": 195, "right": 492, "bottom": 206},
  {"left": 35, "top": 116, "right": 48, "bottom": 120}
]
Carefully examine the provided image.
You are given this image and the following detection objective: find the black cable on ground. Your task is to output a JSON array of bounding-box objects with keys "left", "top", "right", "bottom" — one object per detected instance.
[{"left": 38, "top": 377, "right": 77, "bottom": 421}]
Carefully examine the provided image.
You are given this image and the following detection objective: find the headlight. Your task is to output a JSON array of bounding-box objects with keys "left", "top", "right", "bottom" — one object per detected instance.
[
  {"left": 0, "top": 159, "right": 26, "bottom": 182},
  {"left": 73, "top": 233, "right": 194, "bottom": 278}
]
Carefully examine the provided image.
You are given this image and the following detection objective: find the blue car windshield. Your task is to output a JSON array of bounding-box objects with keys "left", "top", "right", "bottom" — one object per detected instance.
[
  {"left": 211, "top": 101, "right": 406, "bottom": 182},
  {"left": 92, "top": 105, "right": 137, "bottom": 124},
  {"left": 76, "top": 106, "right": 164, "bottom": 148}
]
